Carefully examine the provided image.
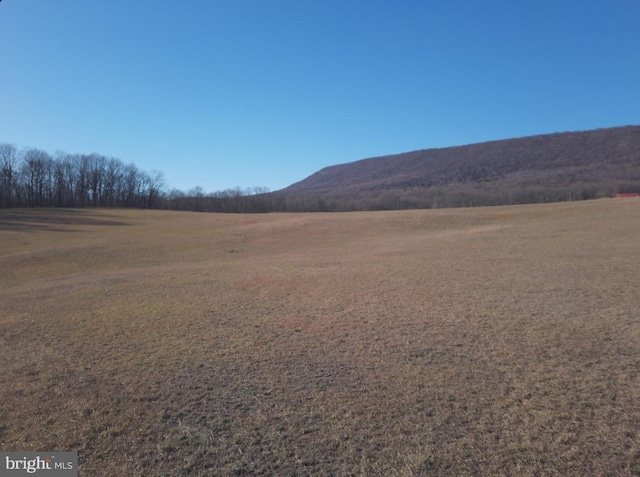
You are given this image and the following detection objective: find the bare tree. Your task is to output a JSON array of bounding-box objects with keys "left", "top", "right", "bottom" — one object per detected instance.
[
  {"left": 88, "top": 154, "right": 107, "bottom": 207},
  {"left": 0, "top": 143, "right": 18, "bottom": 207},
  {"left": 104, "top": 157, "right": 125, "bottom": 207},
  {"left": 20, "top": 148, "right": 53, "bottom": 206},
  {"left": 146, "top": 170, "right": 166, "bottom": 208}
]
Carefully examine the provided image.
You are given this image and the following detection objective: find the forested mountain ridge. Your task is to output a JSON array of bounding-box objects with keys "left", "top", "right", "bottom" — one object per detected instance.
[
  {"left": 279, "top": 126, "right": 640, "bottom": 209},
  {"left": 2, "top": 126, "right": 639, "bottom": 212}
]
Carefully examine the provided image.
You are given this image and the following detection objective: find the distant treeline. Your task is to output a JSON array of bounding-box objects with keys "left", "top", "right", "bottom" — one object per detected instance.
[
  {"left": 257, "top": 183, "right": 637, "bottom": 212},
  {"left": 0, "top": 143, "right": 167, "bottom": 209},
  {"left": 0, "top": 143, "right": 273, "bottom": 212},
  {"left": 1, "top": 142, "right": 638, "bottom": 213}
]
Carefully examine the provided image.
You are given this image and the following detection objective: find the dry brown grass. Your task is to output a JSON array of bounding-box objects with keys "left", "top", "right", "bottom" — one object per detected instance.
[{"left": 1, "top": 200, "right": 640, "bottom": 476}]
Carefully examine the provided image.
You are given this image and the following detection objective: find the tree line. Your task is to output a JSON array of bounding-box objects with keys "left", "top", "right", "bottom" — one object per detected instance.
[
  {"left": 0, "top": 143, "right": 279, "bottom": 212},
  {"left": 0, "top": 143, "right": 166, "bottom": 209},
  {"left": 2, "top": 142, "right": 636, "bottom": 214},
  {"left": 0, "top": 142, "right": 329, "bottom": 213}
]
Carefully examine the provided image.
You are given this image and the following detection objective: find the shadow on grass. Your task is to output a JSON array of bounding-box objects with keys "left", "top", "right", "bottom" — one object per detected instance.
[{"left": 0, "top": 208, "right": 132, "bottom": 232}]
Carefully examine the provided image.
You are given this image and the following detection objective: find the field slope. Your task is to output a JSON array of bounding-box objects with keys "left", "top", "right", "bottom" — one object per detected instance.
[{"left": 1, "top": 200, "right": 640, "bottom": 476}]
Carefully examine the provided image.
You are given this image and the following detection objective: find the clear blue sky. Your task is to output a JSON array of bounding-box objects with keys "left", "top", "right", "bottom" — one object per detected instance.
[{"left": 2, "top": 1, "right": 639, "bottom": 192}]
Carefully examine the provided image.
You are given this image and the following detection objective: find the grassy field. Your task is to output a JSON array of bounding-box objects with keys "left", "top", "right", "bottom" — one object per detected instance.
[{"left": 1, "top": 199, "right": 639, "bottom": 476}]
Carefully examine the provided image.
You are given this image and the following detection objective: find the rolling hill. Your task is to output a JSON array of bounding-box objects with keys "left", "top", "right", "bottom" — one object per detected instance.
[{"left": 278, "top": 126, "right": 640, "bottom": 210}]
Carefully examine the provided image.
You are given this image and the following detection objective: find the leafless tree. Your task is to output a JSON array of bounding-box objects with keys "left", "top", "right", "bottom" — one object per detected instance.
[
  {"left": 0, "top": 143, "right": 19, "bottom": 207},
  {"left": 20, "top": 148, "right": 53, "bottom": 206}
]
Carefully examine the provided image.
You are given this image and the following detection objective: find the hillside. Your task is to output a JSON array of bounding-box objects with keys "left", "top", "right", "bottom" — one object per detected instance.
[{"left": 279, "top": 126, "right": 640, "bottom": 209}]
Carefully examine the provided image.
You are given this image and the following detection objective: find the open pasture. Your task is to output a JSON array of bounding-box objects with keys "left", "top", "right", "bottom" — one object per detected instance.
[{"left": 1, "top": 200, "right": 639, "bottom": 476}]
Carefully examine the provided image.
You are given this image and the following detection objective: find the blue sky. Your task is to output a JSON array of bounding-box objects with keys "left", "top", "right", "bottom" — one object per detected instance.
[{"left": 1, "top": 1, "right": 639, "bottom": 192}]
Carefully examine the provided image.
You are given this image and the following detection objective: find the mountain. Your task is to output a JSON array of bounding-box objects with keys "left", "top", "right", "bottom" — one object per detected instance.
[{"left": 278, "top": 126, "right": 640, "bottom": 210}]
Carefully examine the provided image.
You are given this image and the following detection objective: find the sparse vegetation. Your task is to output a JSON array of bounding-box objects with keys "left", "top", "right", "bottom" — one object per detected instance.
[{"left": 2, "top": 199, "right": 640, "bottom": 475}]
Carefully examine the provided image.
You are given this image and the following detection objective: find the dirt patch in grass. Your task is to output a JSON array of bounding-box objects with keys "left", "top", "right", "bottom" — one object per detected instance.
[{"left": 1, "top": 200, "right": 640, "bottom": 475}]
